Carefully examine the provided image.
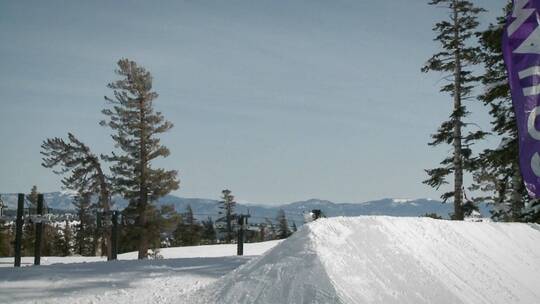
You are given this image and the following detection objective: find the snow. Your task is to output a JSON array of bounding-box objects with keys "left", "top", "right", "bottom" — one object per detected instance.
[
  {"left": 189, "top": 217, "right": 540, "bottom": 304},
  {"left": 0, "top": 241, "right": 282, "bottom": 304},
  {"left": 58, "top": 190, "right": 78, "bottom": 197},
  {"left": 0, "top": 241, "right": 281, "bottom": 268},
  {"left": 2, "top": 217, "right": 540, "bottom": 304},
  {"left": 1, "top": 256, "right": 247, "bottom": 304},
  {"left": 391, "top": 198, "right": 413, "bottom": 204}
]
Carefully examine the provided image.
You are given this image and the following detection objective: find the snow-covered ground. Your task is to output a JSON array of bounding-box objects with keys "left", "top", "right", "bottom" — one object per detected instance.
[
  {"left": 0, "top": 241, "right": 280, "bottom": 268},
  {"left": 0, "top": 241, "right": 281, "bottom": 304},
  {"left": 2, "top": 217, "right": 540, "bottom": 304},
  {"left": 190, "top": 217, "right": 540, "bottom": 304}
]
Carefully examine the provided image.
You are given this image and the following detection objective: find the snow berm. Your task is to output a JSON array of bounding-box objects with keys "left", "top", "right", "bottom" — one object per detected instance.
[{"left": 189, "top": 216, "right": 540, "bottom": 304}]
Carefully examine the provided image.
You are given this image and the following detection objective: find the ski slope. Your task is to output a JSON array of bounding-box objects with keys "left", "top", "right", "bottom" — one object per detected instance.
[
  {"left": 2, "top": 217, "right": 540, "bottom": 304},
  {"left": 0, "top": 241, "right": 281, "bottom": 304},
  {"left": 190, "top": 217, "right": 540, "bottom": 304},
  {"left": 0, "top": 240, "right": 280, "bottom": 268}
]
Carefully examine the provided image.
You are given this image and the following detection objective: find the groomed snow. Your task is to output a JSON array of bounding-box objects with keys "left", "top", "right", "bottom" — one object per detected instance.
[
  {"left": 0, "top": 241, "right": 282, "bottom": 303},
  {"left": 2, "top": 217, "right": 540, "bottom": 303},
  {"left": 189, "top": 217, "right": 540, "bottom": 304},
  {"left": 0, "top": 241, "right": 281, "bottom": 268}
]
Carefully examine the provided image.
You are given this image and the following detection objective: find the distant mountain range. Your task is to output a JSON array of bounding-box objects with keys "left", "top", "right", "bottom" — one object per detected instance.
[{"left": 0, "top": 192, "right": 492, "bottom": 224}]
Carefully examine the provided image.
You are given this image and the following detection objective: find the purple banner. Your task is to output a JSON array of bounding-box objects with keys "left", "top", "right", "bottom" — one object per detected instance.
[{"left": 503, "top": 0, "right": 540, "bottom": 198}]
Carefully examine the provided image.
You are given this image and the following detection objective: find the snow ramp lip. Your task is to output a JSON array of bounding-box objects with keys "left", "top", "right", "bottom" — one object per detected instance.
[{"left": 188, "top": 216, "right": 540, "bottom": 304}]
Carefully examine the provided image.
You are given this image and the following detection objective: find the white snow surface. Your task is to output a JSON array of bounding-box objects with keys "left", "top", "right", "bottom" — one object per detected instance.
[
  {"left": 189, "top": 216, "right": 540, "bottom": 304},
  {"left": 0, "top": 241, "right": 280, "bottom": 268},
  {"left": 2, "top": 217, "right": 540, "bottom": 304},
  {"left": 0, "top": 241, "right": 281, "bottom": 304},
  {"left": 391, "top": 198, "right": 413, "bottom": 204}
]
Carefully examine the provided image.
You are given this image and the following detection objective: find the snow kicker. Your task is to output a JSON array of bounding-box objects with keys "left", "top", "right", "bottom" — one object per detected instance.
[{"left": 189, "top": 216, "right": 540, "bottom": 304}]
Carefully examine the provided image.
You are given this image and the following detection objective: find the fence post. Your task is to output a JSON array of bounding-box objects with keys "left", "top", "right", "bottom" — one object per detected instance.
[
  {"left": 237, "top": 215, "right": 244, "bottom": 256},
  {"left": 34, "top": 194, "right": 44, "bottom": 266},
  {"left": 14, "top": 194, "right": 24, "bottom": 267},
  {"left": 111, "top": 211, "right": 118, "bottom": 260},
  {"left": 237, "top": 214, "right": 250, "bottom": 256}
]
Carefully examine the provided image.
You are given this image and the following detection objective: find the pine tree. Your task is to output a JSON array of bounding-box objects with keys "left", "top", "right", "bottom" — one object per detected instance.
[
  {"left": 52, "top": 221, "right": 73, "bottom": 256},
  {"left": 51, "top": 225, "right": 65, "bottom": 256},
  {"left": 27, "top": 185, "right": 38, "bottom": 214},
  {"left": 276, "top": 209, "right": 291, "bottom": 239},
  {"left": 22, "top": 225, "right": 34, "bottom": 256},
  {"left": 422, "top": 0, "right": 487, "bottom": 220},
  {"left": 144, "top": 205, "right": 163, "bottom": 251},
  {"left": 184, "top": 205, "right": 200, "bottom": 245},
  {"left": 217, "top": 189, "right": 236, "bottom": 243},
  {"left": 118, "top": 205, "right": 163, "bottom": 254},
  {"left": 61, "top": 220, "right": 73, "bottom": 256},
  {"left": 201, "top": 217, "right": 216, "bottom": 244},
  {"left": 22, "top": 185, "right": 38, "bottom": 256},
  {"left": 0, "top": 195, "right": 6, "bottom": 256},
  {"left": 157, "top": 205, "right": 181, "bottom": 247},
  {"left": 259, "top": 223, "right": 266, "bottom": 242},
  {"left": 472, "top": 3, "right": 535, "bottom": 222},
  {"left": 73, "top": 193, "right": 96, "bottom": 256},
  {"left": 0, "top": 219, "right": 11, "bottom": 257},
  {"left": 101, "top": 58, "right": 179, "bottom": 259},
  {"left": 265, "top": 218, "right": 276, "bottom": 241},
  {"left": 41, "top": 133, "right": 112, "bottom": 258},
  {"left": 171, "top": 216, "right": 184, "bottom": 247},
  {"left": 41, "top": 225, "right": 61, "bottom": 256},
  {"left": 173, "top": 205, "right": 201, "bottom": 246},
  {"left": 118, "top": 209, "right": 138, "bottom": 253}
]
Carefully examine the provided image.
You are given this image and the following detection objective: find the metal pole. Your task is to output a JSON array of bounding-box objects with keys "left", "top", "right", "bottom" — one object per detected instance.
[
  {"left": 0, "top": 194, "right": 4, "bottom": 217},
  {"left": 111, "top": 211, "right": 118, "bottom": 261},
  {"left": 237, "top": 215, "right": 244, "bottom": 256},
  {"left": 14, "top": 194, "right": 24, "bottom": 267},
  {"left": 34, "top": 194, "right": 44, "bottom": 266}
]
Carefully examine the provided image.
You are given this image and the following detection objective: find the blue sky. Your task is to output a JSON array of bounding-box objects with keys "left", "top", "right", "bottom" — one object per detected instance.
[{"left": 0, "top": 0, "right": 507, "bottom": 204}]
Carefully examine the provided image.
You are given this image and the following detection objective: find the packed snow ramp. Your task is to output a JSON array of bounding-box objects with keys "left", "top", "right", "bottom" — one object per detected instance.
[{"left": 189, "top": 216, "right": 540, "bottom": 304}]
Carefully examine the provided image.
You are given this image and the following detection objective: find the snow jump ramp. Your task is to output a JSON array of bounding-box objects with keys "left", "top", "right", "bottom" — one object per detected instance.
[{"left": 189, "top": 216, "right": 540, "bottom": 304}]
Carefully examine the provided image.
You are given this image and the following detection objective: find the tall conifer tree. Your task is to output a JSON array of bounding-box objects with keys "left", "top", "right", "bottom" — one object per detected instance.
[
  {"left": 0, "top": 227, "right": 10, "bottom": 257},
  {"left": 172, "top": 205, "right": 201, "bottom": 246},
  {"left": 72, "top": 193, "right": 96, "bottom": 256},
  {"left": 41, "top": 133, "right": 112, "bottom": 258},
  {"left": 276, "top": 209, "right": 291, "bottom": 239},
  {"left": 22, "top": 185, "right": 38, "bottom": 255},
  {"left": 217, "top": 189, "right": 236, "bottom": 243},
  {"left": 183, "top": 205, "right": 201, "bottom": 245},
  {"left": 472, "top": 3, "right": 527, "bottom": 221},
  {"left": 201, "top": 217, "right": 216, "bottom": 244},
  {"left": 51, "top": 221, "right": 73, "bottom": 257},
  {"left": 0, "top": 196, "right": 11, "bottom": 256},
  {"left": 422, "top": 0, "right": 486, "bottom": 220},
  {"left": 27, "top": 185, "right": 38, "bottom": 214},
  {"left": 101, "top": 58, "right": 179, "bottom": 259}
]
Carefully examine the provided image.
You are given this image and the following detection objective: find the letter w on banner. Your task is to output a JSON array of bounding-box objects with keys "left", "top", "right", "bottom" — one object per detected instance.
[{"left": 503, "top": 0, "right": 540, "bottom": 197}]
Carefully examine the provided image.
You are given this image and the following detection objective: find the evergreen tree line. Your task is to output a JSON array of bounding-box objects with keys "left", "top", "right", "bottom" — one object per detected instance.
[
  {"left": 423, "top": 0, "right": 539, "bottom": 223},
  {"left": 0, "top": 186, "right": 298, "bottom": 257}
]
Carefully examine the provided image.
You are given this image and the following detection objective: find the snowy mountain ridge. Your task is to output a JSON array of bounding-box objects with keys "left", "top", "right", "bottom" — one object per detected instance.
[{"left": 0, "top": 192, "right": 492, "bottom": 223}]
